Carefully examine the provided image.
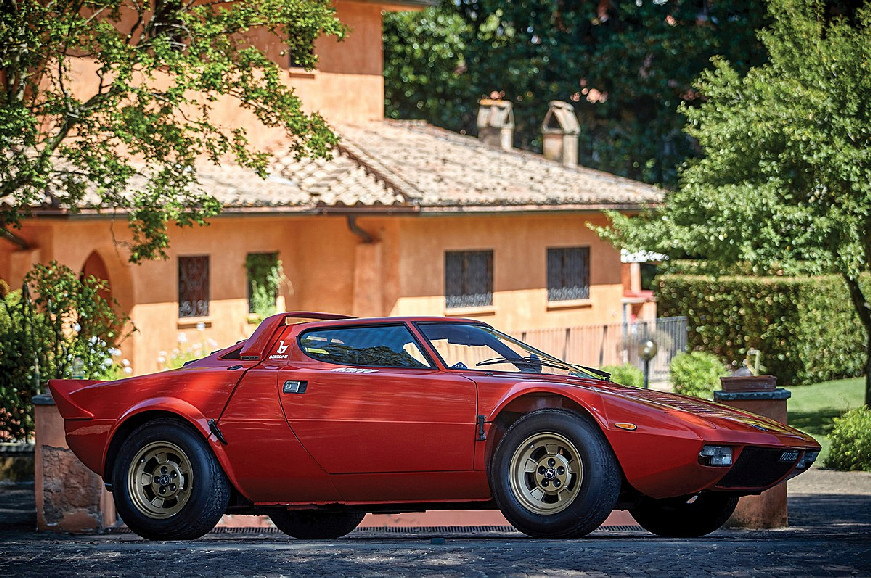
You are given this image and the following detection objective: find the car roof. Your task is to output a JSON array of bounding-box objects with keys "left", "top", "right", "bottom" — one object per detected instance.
[{"left": 238, "top": 311, "right": 484, "bottom": 360}]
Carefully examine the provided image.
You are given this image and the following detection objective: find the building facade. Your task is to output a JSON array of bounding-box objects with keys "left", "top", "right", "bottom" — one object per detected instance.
[{"left": 0, "top": 1, "right": 661, "bottom": 375}]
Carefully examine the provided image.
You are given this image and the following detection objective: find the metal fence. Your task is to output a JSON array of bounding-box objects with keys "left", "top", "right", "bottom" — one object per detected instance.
[{"left": 510, "top": 316, "right": 688, "bottom": 381}]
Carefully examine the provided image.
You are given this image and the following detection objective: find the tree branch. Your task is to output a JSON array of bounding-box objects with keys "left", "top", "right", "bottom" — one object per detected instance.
[{"left": 0, "top": 227, "right": 30, "bottom": 250}]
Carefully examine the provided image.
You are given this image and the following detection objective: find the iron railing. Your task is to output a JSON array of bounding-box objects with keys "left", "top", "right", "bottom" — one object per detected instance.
[{"left": 510, "top": 316, "right": 688, "bottom": 381}]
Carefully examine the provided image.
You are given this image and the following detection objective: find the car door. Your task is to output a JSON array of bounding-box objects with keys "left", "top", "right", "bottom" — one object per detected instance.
[{"left": 273, "top": 322, "right": 478, "bottom": 475}]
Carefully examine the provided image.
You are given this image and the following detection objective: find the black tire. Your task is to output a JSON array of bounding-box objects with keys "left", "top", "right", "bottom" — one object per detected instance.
[
  {"left": 629, "top": 493, "right": 739, "bottom": 537},
  {"left": 489, "top": 409, "right": 621, "bottom": 538},
  {"left": 269, "top": 510, "right": 366, "bottom": 539},
  {"left": 112, "top": 418, "right": 230, "bottom": 540}
]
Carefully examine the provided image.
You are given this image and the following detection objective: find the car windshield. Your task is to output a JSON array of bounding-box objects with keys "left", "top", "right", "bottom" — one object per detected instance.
[{"left": 417, "top": 322, "right": 605, "bottom": 379}]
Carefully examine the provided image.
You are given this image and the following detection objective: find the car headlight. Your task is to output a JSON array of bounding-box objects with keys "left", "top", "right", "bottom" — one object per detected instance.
[{"left": 698, "top": 445, "right": 733, "bottom": 467}]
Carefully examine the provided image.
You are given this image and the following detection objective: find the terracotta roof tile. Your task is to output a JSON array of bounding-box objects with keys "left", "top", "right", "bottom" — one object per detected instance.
[
  {"left": 47, "top": 120, "right": 662, "bottom": 214},
  {"left": 333, "top": 121, "right": 663, "bottom": 210}
]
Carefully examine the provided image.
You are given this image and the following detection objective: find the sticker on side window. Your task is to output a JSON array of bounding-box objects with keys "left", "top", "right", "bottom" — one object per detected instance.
[{"left": 331, "top": 367, "right": 378, "bottom": 374}]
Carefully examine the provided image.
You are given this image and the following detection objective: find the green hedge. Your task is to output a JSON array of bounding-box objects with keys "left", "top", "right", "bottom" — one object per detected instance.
[
  {"left": 601, "top": 364, "right": 644, "bottom": 388},
  {"left": 825, "top": 407, "right": 871, "bottom": 471},
  {"left": 670, "top": 352, "right": 729, "bottom": 400},
  {"left": 656, "top": 275, "right": 867, "bottom": 386}
]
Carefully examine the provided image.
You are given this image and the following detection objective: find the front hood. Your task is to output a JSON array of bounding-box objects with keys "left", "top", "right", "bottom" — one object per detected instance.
[
  {"left": 601, "top": 384, "right": 803, "bottom": 437},
  {"left": 516, "top": 373, "right": 807, "bottom": 438}
]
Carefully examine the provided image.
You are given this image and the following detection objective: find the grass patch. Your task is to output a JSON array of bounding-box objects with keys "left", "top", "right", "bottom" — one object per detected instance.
[{"left": 787, "top": 377, "right": 865, "bottom": 464}]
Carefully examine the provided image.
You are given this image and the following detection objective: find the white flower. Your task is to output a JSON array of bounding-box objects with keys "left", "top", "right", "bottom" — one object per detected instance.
[
  {"left": 157, "top": 356, "right": 166, "bottom": 364},
  {"left": 177, "top": 333, "right": 188, "bottom": 344},
  {"left": 103, "top": 358, "right": 113, "bottom": 367},
  {"left": 123, "top": 366, "right": 133, "bottom": 375},
  {"left": 196, "top": 322, "right": 205, "bottom": 331},
  {"left": 74, "top": 324, "right": 82, "bottom": 333},
  {"left": 122, "top": 359, "right": 130, "bottom": 367}
]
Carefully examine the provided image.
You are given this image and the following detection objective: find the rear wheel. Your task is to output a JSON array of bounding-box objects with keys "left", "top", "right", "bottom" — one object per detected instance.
[
  {"left": 112, "top": 419, "right": 230, "bottom": 540},
  {"left": 489, "top": 409, "right": 621, "bottom": 538},
  {"left": 629, "top": 493, "right": 739, "bottom": 537},
  {"left": 269, "top": 510, "right": 366, "bottom": 539}
]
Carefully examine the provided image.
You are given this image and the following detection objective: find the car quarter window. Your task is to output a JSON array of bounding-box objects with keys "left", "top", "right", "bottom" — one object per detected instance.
[{"left": 298, "top": 324, "right": 432, "bottom": 369}]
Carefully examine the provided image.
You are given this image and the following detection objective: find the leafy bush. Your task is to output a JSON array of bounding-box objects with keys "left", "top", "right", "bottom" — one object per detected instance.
[
  {"left": 245, "top": 253, "right": 285, "bottom": 322},
  {"left": 601, "top": 364, "right": 645, "bottom": 388},
  {"left": 824, "top": 407, "right": 871, "bottom": 472},
  {"left": 0, "top": 262, "right": 133, "bottom": 441},
  {"left": 657, "top": 274, "right": 867, "bottom": 386},
  {"left": 670, "top": 351, "right": 728, "bottom": 399}
]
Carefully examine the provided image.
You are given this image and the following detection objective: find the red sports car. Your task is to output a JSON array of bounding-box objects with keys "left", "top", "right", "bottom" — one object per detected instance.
[{"left": 50, "top": 312, "right": 820, "bottom": 541}]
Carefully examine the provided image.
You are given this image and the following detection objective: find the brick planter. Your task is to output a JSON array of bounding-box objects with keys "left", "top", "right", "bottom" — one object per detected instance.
[
  {"left": 715, "top": 375, "right": 791, "bottom": 529},
  {"left": 33, "top": 393, "right": 118, "bottom": 533}
]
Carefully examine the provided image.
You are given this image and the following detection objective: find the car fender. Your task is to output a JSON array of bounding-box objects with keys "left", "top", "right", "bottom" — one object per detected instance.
[
  {"left": 596, "top": 392, "right": 730, "bottom": 498},
  {"left": 483, "top": 382, "right": 727, "bottom": 498},
  {"left": 484, "top": 382, "right": 610, "bottom": 430},
  {"left": 105, "top": 397, "right": 250, "bottom": 501}
]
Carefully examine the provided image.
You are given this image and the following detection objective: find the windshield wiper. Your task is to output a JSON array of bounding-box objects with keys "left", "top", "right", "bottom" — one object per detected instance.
[
  {"left": 476, "top": 356, "right": 538, "bottom": 368},
  {"left": 475, "top": 355, "right": 610, "bottom": 380},
  {"left": 570, "top": 365, "right": 611, "bottom": 380}
]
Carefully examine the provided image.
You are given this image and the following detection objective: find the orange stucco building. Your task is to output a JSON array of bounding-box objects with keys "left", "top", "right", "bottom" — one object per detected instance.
[{"left": 1, "top": 0, "right": 662, "bottom": 375}]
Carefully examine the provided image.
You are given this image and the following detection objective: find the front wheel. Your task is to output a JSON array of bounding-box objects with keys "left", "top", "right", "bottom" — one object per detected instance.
[
  {"left": 489, "top": 409, "right": 621, "bottom": 538},
  {"left": 269, "top": 510, "right": 366, "bottom": 539},
  {"left": 112, "top": 419, "right": 230, "bottom": 540},
  {"left": 629, "top": 493, "right": 739, "bottom": 537}
]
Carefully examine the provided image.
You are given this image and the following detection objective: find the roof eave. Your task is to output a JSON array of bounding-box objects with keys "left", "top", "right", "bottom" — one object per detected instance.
[{"left": 416, "top": 202, "right": 662, "bottom": 214}]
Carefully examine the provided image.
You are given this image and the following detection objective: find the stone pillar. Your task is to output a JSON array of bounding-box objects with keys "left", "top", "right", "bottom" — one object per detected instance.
[
  {"left": 541, "top": 101, "right": 580, "bottom": 167},
  {"left": 714, "top": 375, "right": 791, "bottom": 528},
  {"left": 34, "top": 393, "right": 117, "bottom": 532}
]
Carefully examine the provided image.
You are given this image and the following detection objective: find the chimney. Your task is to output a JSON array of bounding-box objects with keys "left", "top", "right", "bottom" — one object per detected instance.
[
  {"left": 477, "top": 99, "right": 514, "bottom": 151},
  {"left": 542, "top": 101, "right": 580, "bottom": 167}
]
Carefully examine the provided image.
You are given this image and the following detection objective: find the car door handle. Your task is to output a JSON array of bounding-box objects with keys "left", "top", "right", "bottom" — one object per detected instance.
[{"left": 283, "top": 380, "right": 308, "bottom": 394}]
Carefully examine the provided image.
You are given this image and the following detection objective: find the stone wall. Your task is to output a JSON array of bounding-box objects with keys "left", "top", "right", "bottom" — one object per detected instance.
[{"left": 34, "top": 395, "right": 118, "bottom": 532}]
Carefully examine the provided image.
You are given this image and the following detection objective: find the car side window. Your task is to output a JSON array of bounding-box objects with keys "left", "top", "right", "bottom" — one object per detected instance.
[{"left": 298, "top": 324, "right": 432, "bottom": 369}]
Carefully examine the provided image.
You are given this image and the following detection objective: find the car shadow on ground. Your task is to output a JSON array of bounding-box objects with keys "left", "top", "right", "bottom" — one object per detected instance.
[{"left": 3, "top": 481, "right": 870, "bottom": 539}]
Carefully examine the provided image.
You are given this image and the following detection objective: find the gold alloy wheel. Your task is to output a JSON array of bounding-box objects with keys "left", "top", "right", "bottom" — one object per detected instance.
[
  {"left": 508, "top": 431, "right": 584, "bottom": 515},
  {"left": 127, "top": 441, "right": 194, "bottom": 519}
]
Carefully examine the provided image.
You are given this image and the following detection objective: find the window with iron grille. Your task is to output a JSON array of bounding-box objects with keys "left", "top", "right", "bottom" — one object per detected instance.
[
  {"left": 445, "top": 250, "right": 493, "bottom": 309},
  {"left": 547, "top": 247, "right": 590, "bottom": 301},
  {"left": 178, "top": 256, "right": 210, "bottom": 318}
]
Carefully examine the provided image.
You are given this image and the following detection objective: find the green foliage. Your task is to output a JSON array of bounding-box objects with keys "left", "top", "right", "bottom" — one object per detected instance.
[
  {"left": 601, "top": 364, "right": 644, "bottom": 389},
  {"left": 789, "top": 377, "right": 864, "bottom": 464},
  {"left": 658, "top": 274, "right": 867, "bottom": 386},
  {"left": 601, "top": 0, "right": 871, "bottom": 406},
  {"left": 384, "top": 0, "right": 769, "bottom": 187},
  {"left": 670, "top": 351, "right": 728, "bottom": 399},
  {"left": 383, "top": 9, "right": 470, "bottom": 130},
  {"left": 0, "top": 262, "right": 133, "bottom": 441},
  {"left": 824, "top": 407, "right": 871, "bottom": 471},
  {"left": 1, "top": 0, "right": 346, "bottom": 262},
  {"left": 245, "top": 253, "right": 284, "bottom": 321}
]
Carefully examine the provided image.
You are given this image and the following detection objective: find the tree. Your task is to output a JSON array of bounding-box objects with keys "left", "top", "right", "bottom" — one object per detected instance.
[
  {"left": 384, "top": 0, "right": 769, "bottom": 187},
  {"left": 602, "top": 0, "right": 871, "bottom": 406},
  {"left": 0, "top": 262, "right": 133, "bottom": 440},
  {"left": 1, "top": 0, "right": 346, "bottom": 262}
]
